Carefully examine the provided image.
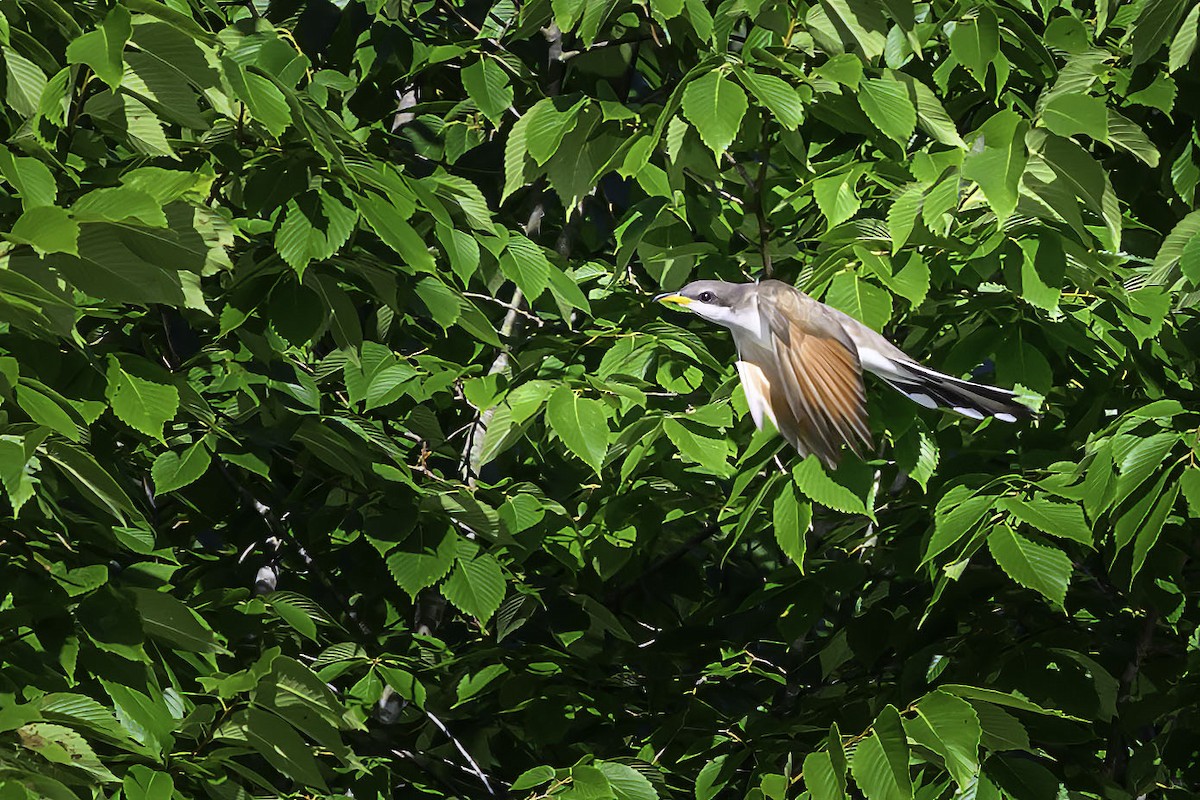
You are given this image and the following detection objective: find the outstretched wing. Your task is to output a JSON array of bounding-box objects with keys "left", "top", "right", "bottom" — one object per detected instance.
[{"left": 752, "top": 281, "right": 872, "bottom": 466}]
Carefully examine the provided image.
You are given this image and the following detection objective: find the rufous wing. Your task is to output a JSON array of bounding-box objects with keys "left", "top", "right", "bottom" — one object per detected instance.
[{"left": 754, "top": 281, "right": 872, "bottom": 466}]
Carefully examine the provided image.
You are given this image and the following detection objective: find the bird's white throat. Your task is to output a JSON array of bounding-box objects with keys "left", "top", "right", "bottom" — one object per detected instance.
[{"left": 688, "top": 295, "right": 768, "bottom": 343}]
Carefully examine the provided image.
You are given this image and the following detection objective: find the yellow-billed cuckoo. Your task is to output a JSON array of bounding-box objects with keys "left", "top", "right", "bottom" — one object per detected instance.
[{"left": 655, "top": 279, "right": 1033, "bottom": 466}]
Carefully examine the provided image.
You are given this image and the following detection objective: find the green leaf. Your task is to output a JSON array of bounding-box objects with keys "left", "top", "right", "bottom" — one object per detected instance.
[
  {"left": 1169, "top": 2, "right": 1199, "bottom": 72},
  {"left": 500, "top": 234, "right": 552, "bottom": 300},
  {"left": 151, "top": 441, "right": 211, "bottom": 494},
  {"left": 123, "top": 766, "right": 174, "bottom": 800},
  {"left": 895, "top": 73, "right": 966, "bottom": 148},
  {"left": 442, "top": 552, "right": 506, "bottom": 622},
  {"left": 972, "top": 702, "right": 1031, "bottom": 752},
  {"left": 355, "top": 193, "right": 435, "bottom": 272},
  {"left": 0, "top": 148, "right": 56, "bottom": 210},
  {"left": 71, "top": 186, "right": 168, "bottom": 227},
  {"left": 274, "top": 191, "right": 357, "bottom": 275},
  {"left": 223, "top": 59, "right": 290, "bottom": 136},
  {"left": 8, "top": 206, "right": 79, "bottom": 256},
  {"left": 773, "top": 482, "right": 812, "bottom": 570},
  {"left": 128, "top": 587, "right": 219, "bottom": 653},
  {"left": 997, "top": 495, "right": 1092, "bottom": 546},
  {"left": 939, "top": 685, "right": 1075, "bottom": 717},
  {"left": 0, "top": 434, "right": 40, "bottom": 515},
  {"left": 813, "top": 170, "right": 862, "bottom": 227},
  {"left": 888, "top": 183, "right": 923, "bottom": 253},
  {"left": 737, "top": 69, "right": 804, "bottom": 129},
  {"left": 512, "top": 765, "right": 556, "bottom": 792},
  {"left": 802, "top": 751, "right": 844, "bottom": 800},
  {"left": 571, "top": 765, "right": 615, "bottom": 800},
  {"left": 386, "top": 530, "right": 458, "bottom": 597},
  {"left": 15, "top": 385, "right": 79, "bottom": 441},
  {"left": 1132, "top": 0, "right": 1189, "bottom": 66},
  {"left": 681, "top": 71, "right": 748, "bottom": 160},
  {"left": 65, "top": 6, "right": 131, "bottom": 90},
  {"left": 823, "top": 271, "right": 892, "bottom": 330},
  {"left": 16, "top": 722, "right": 117, "bottom": 783},
  {"left": 1040, "top": 93, "right": 1108, "bottom": 141},
  {"left": 792, "top": 456, "right": 868, "bottom": 516},
  {"left": 462, "top": 57, "right": 512, "bottom": 125},
  {"left": 987, "top": 524, "right": 1072, "bottom": 608},
  {"left": 905, "top": 691, "right": 981, "bottom": 788},
  {"left": 821, "top": 0, "right": 887, "bottom": 59},
  {"left": 3, "top": 47, "right": 47, "bottom": 118},
  {"left": 1130, "top": 480, "right": 1179, "bottom": 580},
  {"left": 1179, "top": 467, "right": 1200, "bottom": 516},
  {"left": 244, "top": 707, "right": 327, "bottom": 789},
  {"left": 858, "top": 76, "right": 915, "bottom": 144},
  {"left": 525, "top": 97, "right": 583, "bottom": 165},
  {"left": 949, "top": 8, "right": 999, "bottom": 88},
  {"left": 924, "top": 488, "right": 994, "bottom": 563},
  {"left": 598, "top": 761, "right": 659, "bottom": 800},
  {"left": 663, "top": 417, "right": 729, "bottom": 473},
  {"left": 45, "top": 442, "right": 140, "bottom": 523},
  {"left": 546, "top": 385, "right": 610, "bottom": 474},
  {"left": 105, "top": 358, "right": 179, "bottom": 442},
  {"left": 851, "top": 705, "right": 911, "bottom": 800},
  {"left": 962, "top": 110, "right": 1028, "bottom": 223}
]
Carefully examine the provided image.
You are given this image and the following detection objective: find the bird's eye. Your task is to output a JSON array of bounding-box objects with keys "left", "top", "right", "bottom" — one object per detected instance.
[{"left": 698, "top": 291, "right": 714, "bottom": 303}]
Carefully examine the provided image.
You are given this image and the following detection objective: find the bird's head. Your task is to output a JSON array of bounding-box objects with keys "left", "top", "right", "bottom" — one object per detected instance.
[{"left": 653, "top": 280, "right": 754, "bottom": 332}]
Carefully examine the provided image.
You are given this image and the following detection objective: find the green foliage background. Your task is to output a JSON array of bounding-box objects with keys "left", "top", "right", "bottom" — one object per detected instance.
[{"left": 2, "top": 0, "right": 1200, "bottom": 796}]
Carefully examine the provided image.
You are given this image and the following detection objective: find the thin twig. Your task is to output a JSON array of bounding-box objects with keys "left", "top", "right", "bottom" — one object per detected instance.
[{"left": 463, "top": 292, "right": 544, "bottom": 326}]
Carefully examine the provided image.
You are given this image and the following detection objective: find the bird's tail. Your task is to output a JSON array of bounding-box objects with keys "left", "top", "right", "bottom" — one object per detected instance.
[{"left": 877, "top": 360, "right": 1036, "bottom": 422}]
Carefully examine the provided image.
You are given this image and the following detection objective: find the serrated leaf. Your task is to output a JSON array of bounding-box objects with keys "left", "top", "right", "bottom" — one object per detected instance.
[
  {"left": 1040, "top": 93, "right": 1108, "bottom": 141},
  {"left": 924, "top": 488, "right": 994, "bottom": 563},
  {"left": 224, "top": 59, "right": 290, "bottom": 136},
  {"left": 792, "top": 456, "right": 868, "bottom": 516},
  {"left": 963, "top": 110, "right": 1028, "bottom": 223},
  {"left": 773, "top": 482, "right": 811, "bottom": 570},
  {"left": 1132, "top": 0, "right": 1189, "bottom": 66},
  {"left": 442, "top": 552, "right": 505, "bottom": 622},
  {"left": 65, "top": 6, "right": 131, "bottom": 90},
  {"left": 546, "top": 385, "right": 610, "bottom": 474},
  {"left": 888, "top": 184, "right": 923, "bottom": 253},
  {"left": 15, "top": 385, "right": 79, "bottom": 441},
  {"left": 949, "top": 8, "right": 999, "bottom": 88},
  {"left": 681, "top": 71, "right": 748, "bottom": 160},
  {"left": 905, "top": 691, "right": 981, "bottom": 788},
  {"left": 524, "top": 97, "right": 583, "bottom": 165},
  {"left": 850, "top": 705, "right": 911, "bottom": 800},
  {"left": 738, "top": 69, "right": 803, "bottom": 129},
  {"left": 1169, "top": 2, "right": 1199, "bottom": 72},
  {"left": 598, "top": 761, "right": 659, "bottom": 800},
  {"left": 356, "top": 192, "right": 434, "bottom": 272},
  {"left": 500, "top": 234, "right": 552, "bottom": 300},
  {"left": 803, "top": 750, "right": 844, "bottom": 800},
  {"left": 105, "top": 359, "right": 179, "bottom": 442},
  {"left": 823, "top": 271, "right": 892, "bottom": 330},
  {"left": 128, "top": 587, "right": 218, "bottom": 653},
  {"left": 462, "top": 57, "right": 512, "bottom": 125},
  {"left": 9, "top": 206, "right": 79, "bottom": 256},
  {"left": 987, "top": 524, "right": 1072, "bottom": 608},
  {"left": 858, "top": 76, "right": 915, "bottom": 144},
  {"left": 997, "top": 495, "right": 1092, "bottom": 546},
  {"left": 4, "top": 47, "right": 47, "bottom": 118},
  {"left": 0, "top": 149, "right": 56, "bottom": 210},
  {"left": 386, "top": 530, "right": 457, "bottom": 597},
  {"left": 663, "top": 417, "right": 728, "bottom": 473},
  {"left": 813, "top": 170, "right": 862, "bottom": 227},
  {"left": 151, "top": 442, "right": 211, "bottom": 494}
]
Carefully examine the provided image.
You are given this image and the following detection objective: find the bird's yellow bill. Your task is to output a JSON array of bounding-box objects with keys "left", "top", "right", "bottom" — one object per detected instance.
[{"left": 654, "top": 293, "right": 692, "bottom": 307}]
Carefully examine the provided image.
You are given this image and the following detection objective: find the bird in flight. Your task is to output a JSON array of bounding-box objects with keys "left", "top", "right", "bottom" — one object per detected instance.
[{"left": 655, "top": 279, "right": 1034, "bottom": 467}]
